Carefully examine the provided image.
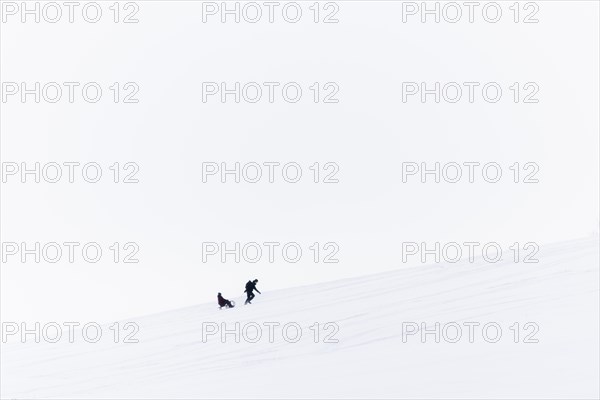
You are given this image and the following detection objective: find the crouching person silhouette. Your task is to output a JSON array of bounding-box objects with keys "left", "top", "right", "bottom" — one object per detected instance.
[{"left": 217, "top": 292, "right": 235, "bottom": 309}]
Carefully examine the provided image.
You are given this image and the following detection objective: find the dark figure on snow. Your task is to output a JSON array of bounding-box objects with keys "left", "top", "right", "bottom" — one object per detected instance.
[
  {"left": 217, "top": 292, "right": 234, "bottom": 309},
  {"left": 244, "top": 279, "right": 261, "bottom": 305}
]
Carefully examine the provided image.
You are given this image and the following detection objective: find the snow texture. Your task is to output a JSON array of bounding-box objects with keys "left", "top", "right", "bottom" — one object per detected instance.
[{"left": 1, "top": 238, "right": 598, "bottom": 399}]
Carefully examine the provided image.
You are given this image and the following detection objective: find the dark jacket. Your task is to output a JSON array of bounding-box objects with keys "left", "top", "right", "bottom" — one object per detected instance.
[
  {"left": 217, "top": 294, "right": 227, "bottom": 306},
  {"left": 245, "top": 281, "right": 259, "bottom": 293}
]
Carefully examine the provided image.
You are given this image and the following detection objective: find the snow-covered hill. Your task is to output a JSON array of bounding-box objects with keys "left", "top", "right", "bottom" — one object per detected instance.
[{"left": 2, "top": 238, "right": 598, "bottom": 399}]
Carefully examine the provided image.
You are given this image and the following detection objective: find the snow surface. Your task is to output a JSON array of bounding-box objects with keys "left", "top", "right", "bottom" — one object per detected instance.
[{"left": 1, "top": 238, "right": 599, "bottom": 399}]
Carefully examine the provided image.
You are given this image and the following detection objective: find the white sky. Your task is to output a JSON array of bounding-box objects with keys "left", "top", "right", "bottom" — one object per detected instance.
[{"left": 1, "top": 1, "right": 599, "bottom": 323}]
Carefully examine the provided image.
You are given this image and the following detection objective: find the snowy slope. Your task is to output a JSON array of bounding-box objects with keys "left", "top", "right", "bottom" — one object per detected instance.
[{"left": 1, "top": 238, "right": 599, "bottom": 399}]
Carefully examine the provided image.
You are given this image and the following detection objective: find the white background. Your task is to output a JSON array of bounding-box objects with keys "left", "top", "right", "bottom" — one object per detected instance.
[{"left": 1, "top": 0, "right": 598, "bottom": 323}]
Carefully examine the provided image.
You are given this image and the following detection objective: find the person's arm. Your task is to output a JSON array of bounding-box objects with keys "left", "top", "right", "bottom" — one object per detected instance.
[{"left": 256, "top": 288, "right": 261, "bottom": 294}]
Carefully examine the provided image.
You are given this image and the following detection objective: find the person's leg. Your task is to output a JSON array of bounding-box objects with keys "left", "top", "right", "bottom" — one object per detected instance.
[
  {"left": 246, "top": 292, "right": 255, "bottom": 304},
  {"left": 226, "top": 300, "right": 233, "bottom": 307}
]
